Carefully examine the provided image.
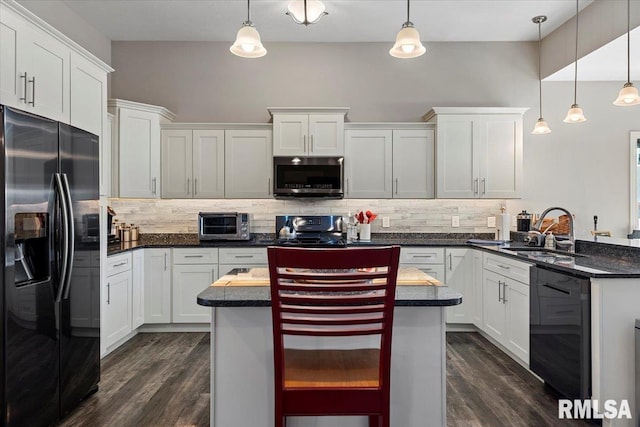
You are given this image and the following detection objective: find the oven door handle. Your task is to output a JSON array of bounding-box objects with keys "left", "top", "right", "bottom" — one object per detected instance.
[{"left": 542, "top": 283, "right": 571, "bottom": 295}]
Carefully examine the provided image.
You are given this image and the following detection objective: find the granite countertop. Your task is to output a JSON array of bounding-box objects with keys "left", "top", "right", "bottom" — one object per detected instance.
[{"left": 197, "top": 267, "right": 463, "bottom": 308}]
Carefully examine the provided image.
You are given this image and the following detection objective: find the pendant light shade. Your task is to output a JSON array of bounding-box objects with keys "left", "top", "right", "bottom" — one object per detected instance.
[
  {"left": 564, "top": 0, "right": 586, "bottom": 123},
  {"left": 230, "top": 0, "right": 267, "bottom": 58},
  {"left": 287, "top": 0, "right": 327, "bottom": 26},
  {"left": 531, "top": 16, "right": 551, "bottom": 134},
  {"left": 613, "top": 0, "right": 640, "bottom": 106},
  {"left": 389, "top": 0, "right": 425, "bottom": 59}
]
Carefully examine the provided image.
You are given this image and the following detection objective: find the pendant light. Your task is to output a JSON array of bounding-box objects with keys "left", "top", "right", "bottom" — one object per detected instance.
[
  {"left": 532, "top": 16, "right": 551, "bottom": 134},
  {"left": 564, "top": 0, "right": 586, "bottom": 123},
  {"left": 613, "top": 0, "right": 640, "bottom": 106},
  {"left": 286, "top": 0, "right": 327, "bottom": 26},
  {"left": 389, "top": 0, "right": 426, "bottom": 59},
  {"left": 230, "top": 0, "right": 267, "bottom": 58}
]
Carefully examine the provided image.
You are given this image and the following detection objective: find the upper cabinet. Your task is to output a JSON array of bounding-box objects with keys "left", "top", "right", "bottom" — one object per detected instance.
[
  {"left": 344, "top": 125, "right": 435, "bottom": 199},
  {"left": 109, "top": 99, "right": 176, "bottom": 198},
  {"left": 161, "top": 129, "right": 225, "bottom": 199},
  {"left": 269, "top": 108, "right": 349, "bottom": 156},
  {"left": 424, "top": 107, "right": 527, "bottom": 199},
  {"left": 0, "top": 2, "right": 111, "bottom": 129},
  {"left": 225, "top": 128, "right": 273, "bottom": 198}
]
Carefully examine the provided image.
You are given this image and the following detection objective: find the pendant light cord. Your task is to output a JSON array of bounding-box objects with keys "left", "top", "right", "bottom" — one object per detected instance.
[
  {"left": 407, "top": 0, "right": 410, "bottom": 23},
  {"left": 626, "top": 0, "right": 631, "bottom": 84},
  {"left": 573, "top": 0, "right": 579, "bottom": 105},
  {"left": 538, "top": 20, "right": 543, "bottom": 118},
  {"left": 247, "top": 0, "right": 251, "bottom": 23}
]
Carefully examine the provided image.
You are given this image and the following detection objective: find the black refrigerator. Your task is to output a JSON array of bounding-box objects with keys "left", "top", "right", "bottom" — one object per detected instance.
[{"left": 1, "top": 105, "right": 100, "bottom": 426}]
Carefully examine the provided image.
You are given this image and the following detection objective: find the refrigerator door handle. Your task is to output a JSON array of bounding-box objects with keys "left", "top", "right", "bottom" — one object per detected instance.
[
  {"left": 62, "top": 173, "right": 75, "bottom": 300},
  {"left": 55, "top": 173, "right": 69, "bottom": 303}
]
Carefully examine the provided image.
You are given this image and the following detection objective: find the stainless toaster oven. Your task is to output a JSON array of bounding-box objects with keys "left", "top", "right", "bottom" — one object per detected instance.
[{"left": 198, "top": 212, "right": 250, "bottom": 241}]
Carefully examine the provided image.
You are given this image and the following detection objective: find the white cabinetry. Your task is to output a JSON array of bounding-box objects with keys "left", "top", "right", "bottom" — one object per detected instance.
[
  {"left": 344, "top": 126, "right": 434, "bottom": 199},
  {"left": 172, "top": 248, "right": 218, "bottom": 323},
  {"left": 399, "top": 247, "right": 445, "bottom": 282},
  {"left": 482, "top": 252, "right": 531, "bottom": 364},
  {"left": 108, "top": 99, "right": 175, "bottom": 198},
  {"left": 103, "top": 253, "right": 132, "bottom": 351},
  {"left": 425, "top": 108, "right": 526, "bottom": 199},
  {"left": 270, "top": 108, "right": 348, "bottom": 156},
  {"left": 161, "top": 129, "right": 225, "bottom": 198},
  {"left": 144, "top": 248, "right": 172, "bottom": 324},
  {"left": 445, "top": 248, "right": 474, "bottom": 324},
  {"left": 225, "top": 129, "right": 273, "bottom": 198},
  {"left": 69, "top": 52, "right": 107, "bottom": 138},
  {"left": 218, "top": 247, "right": 267, "bottom": 276},
  {"left": 472, "top": 250, "right": 484, "bottom": 328},
  {"left": 131, "top": 249, "right": 144, "bottom": 329}
]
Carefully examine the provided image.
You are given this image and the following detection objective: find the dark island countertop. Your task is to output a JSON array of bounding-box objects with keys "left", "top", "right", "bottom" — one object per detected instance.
[
  {"left": 197, "top": 267, "right": 463, "bottom": 308},
  {"left": 108, "top": 233, "right": 640, "bottom": 279}
]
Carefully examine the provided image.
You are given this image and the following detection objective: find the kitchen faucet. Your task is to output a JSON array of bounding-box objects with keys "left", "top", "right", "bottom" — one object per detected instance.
[{"left": 528, "top": 206, "right": 575, "bottom": 252}]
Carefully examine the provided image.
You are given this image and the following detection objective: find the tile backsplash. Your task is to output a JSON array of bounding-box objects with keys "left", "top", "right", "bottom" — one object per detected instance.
[{"left": 108, "top": 198, "right": 505, "bottom": 235}]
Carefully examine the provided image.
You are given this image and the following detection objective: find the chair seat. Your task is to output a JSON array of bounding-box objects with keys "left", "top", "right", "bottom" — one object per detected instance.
[{"left": 284, "top": 348, "right": 380, "bottom": 388}]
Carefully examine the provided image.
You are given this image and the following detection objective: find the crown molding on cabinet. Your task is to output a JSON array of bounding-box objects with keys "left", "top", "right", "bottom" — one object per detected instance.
[
  {"left": 267, "top": 107, "right": 350, "bottom": 121},
  {"left": 2, "top": 0, "right": 113, "bottom": 73},
  {"left": 161, "top": 123, "right": 272, "bottom": 131},
  {"left": 108, "top": 99, "right": 176, "bottom": 122},
  {"left": 423, "top": 107, "right": 530, "bottom": 122},
  {"left": 345, "top": 122, "right": 435, "bottom": 130}
]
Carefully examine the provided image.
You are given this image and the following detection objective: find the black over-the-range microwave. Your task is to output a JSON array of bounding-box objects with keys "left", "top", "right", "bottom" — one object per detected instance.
[{"left": 273, "top": 156, "right": 344, "bottom": 199}]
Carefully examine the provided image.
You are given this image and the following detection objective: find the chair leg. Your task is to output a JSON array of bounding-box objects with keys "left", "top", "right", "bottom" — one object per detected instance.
[{"left": 369, "top": 414, "right": 380, "bottom": 427}]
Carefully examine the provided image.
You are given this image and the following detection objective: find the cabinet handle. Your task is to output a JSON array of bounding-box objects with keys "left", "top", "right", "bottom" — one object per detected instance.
[
  {"left": 497, "top": 264, "right": 511, "bottom": 270},
  {"left": 303, "top": 135, "right": 307, "bottom": 152},
  {"left": 420, "top": 268, "right": 433, "bottom": 271},
  {"left": 474, "top": 178, "right": 479, "bottom": 195},
  {"left": 502, "top": 282, "right": 508, "bottom": 304},
  {"left": 497, "top": 280, "right": 503, "bottom": 302},
  {"left": 28, "top": 76, "right": 35, "bottom": 106},
  {"left": 20, "top": 72, "right": 27, "bottom": 103},
  {"left": 152, "top": 177, "right": 157, "bottom": 195},
  {"left": 164, "top": 253, "right": 167, "bottom": 270},
  {"left": 268, "top": 178, "right": 271, "bottom": 195},
  {"left": 234, "top": 255, "right": 254, "bottom": 259},
  {"left": 412, "top": 255, "right": 434, "bottom": 259},
  {"left": 395, "top": 178, "right": 399, "bottom": 195},
  {"left": 482, "top": 178, "right": 486, "bottom": 195},
  {"left": 346, "top": 178, "right": 349, "bottom": 194},
  {"left": 310, "top": 135, "right": 314, "bottom": 152},
  {"left": 107, "top": 282, "right": 111, "bottom": 304},
  {"left": 112, "top": 261, "right": 127, "bottom": 267},
  {"left": 187, "top": 178, "right": 190, "bottom": 195},
  {"left": 184, "top": 255, "right": 204, "bottom": 258},
  {"left": 449, "top": 253, "right": 452, "bottom": 270},
  {"left": 194, "top": 178, "right": 197, "bottom": 195}
]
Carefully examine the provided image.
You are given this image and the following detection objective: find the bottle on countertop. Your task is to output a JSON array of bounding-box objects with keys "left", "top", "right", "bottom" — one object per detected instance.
[{"left": 544, "top": 232, "right": 556, "bottom": 249}]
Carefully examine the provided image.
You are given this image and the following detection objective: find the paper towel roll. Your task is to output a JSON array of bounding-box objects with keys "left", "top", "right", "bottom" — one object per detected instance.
[{"left": 497, "top": 213, "right": 511, "bottom": 241}]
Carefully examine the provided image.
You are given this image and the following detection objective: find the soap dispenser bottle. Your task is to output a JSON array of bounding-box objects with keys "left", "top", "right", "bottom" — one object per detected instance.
[{"left": 544, "top": 232, "right": 556, "bottom": 249}]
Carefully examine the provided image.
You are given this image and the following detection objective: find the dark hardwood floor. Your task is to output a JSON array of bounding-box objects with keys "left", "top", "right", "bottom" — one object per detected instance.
[{"left": 58, "top": 332, "right": 592, "bottom": 426}]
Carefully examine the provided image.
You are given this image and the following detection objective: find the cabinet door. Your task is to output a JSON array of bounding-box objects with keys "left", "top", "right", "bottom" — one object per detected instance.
[
  {"left": 161, "top": 129, "right": 192, "bottom": 198},
  {"left": 273, "top": 114, "right": 308, "bottom": 156},
  {"left": 193, "top": 130, "right": 225, "bottom": 198},
  {"left": 308, "top": 114, "right": 344, "bottom": 156},
  {"left": 445, "top": 249, "right": 474, "bottom": 324},
  {"left": 103, "top": 270, "right": 132, "bottom": 348},
  {"left": 172, "top": 264, "right": 216, "bottom": 323},
  {"left": 344, "top": 129, "right": 392, "bottom": 198},
  {"left": 144, "top": 248, "right": 172, "bottom": 324},
  {"left": 505, "top": 278, "right": 529, "bottom": 364},
  {"left": 478, "top": 116, "right": 522, "bottom": 198},
  {"left": 0, "top": 6, "right": 22, "bottom": 107},
  {"left": 482, "top": 270, "right": 506, "bottom": 343},
  {"left": 435, "top": 115, "right": 478, "bottom": 198},
  {"left": 119, "top": 108, "right": 160, "bottom": 198},
  {"left": 70, "top": 52, "right": 106, "bottom": 137},
  {"left": 102, "top": 114, "right": 113, "bottom": 197},
  {"left": 131, "top": 250, "right": 144, "bottom": 329},
  {"left": 392, "top": 129, "right": 435, "bottom": 198},
  {"left": 225, "top": 129, "right": 273, "bottom": 198},
  {"left": 401, "top": 264, "right": 445, "bottom": 282},
  {"left": 21, "top": 23, "right": 70, "bottom": 123},
  {"left": 472, "top": 250, "right": 484, "bottom": 328}
]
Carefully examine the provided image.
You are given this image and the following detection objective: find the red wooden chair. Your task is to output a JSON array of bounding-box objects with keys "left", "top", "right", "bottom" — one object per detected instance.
[{"left": 267, "top": 245, "right": 401, "bottom": 427}]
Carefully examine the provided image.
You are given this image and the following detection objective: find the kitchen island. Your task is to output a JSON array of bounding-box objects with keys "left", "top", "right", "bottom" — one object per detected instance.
[{"left": 197, "top": 267, "right": 461, "bottom": 427}]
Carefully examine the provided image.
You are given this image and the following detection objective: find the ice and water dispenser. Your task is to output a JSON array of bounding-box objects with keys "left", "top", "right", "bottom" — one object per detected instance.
[{"left": 14, "top": 212, "right": 49, "bottom": 285}]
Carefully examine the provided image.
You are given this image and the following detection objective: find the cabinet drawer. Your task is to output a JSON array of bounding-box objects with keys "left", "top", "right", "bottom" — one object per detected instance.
[
  {"left": 173, "top": 248, "right": 218, "bottom": 265},
  {"left": 483, "top": 253, "right": 531, "bottom": 284},
  {"left": 106, "top": 252, "right": 132, "bottom": 276},
  {"left": 400, "top": 247, "right": 444, "bottom": 264},
  {"left": 218, "top": 248, "right": 267, "bottom": 265}
]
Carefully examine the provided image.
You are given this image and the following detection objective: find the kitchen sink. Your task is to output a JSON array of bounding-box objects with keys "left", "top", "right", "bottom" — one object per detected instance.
[{"left": 502, "top": 247, "right": 586, "bottom": 266}]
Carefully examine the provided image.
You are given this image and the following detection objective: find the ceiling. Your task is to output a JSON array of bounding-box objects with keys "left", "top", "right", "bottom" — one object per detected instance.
[{"left": 59, "top": 0, "right": 639, "bottom": 81}]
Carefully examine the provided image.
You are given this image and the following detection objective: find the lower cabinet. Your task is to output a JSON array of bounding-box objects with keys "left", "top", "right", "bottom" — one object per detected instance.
[
  {"left": 103, "top": 253, "right": 133, "bottom": 350},
  {"left": 218, "top": 247, "right": 268, "bottom": 276},
  {"left": 444, "top": 248, "right": 474, "bottom": 324},
  {"left": 472, "top": 250, "right": 484, "bottom": 328},
  {"left": 172, "top": 248, "right": 218, "bottom": 323},
  {"left": 144, "top": 248, "right": 172, "bottom": 324},
  {"left": 131, "top": 250, "right": 144, "bottom": 329},
  {"left": 482, "top": 254, "right": 531, "bottom": 364},
  {"left": 399, "top": 247, "right": 445, "bottom": 281}
]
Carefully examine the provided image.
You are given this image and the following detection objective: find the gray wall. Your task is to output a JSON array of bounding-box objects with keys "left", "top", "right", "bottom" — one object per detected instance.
[{"left": 110, "top": 40, "right": 640, "bottom": 238}]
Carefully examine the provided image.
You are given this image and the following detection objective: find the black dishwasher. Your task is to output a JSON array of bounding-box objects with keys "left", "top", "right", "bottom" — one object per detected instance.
[{"left": 530, "top": 266, "right": 591, "bottom": 399}]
